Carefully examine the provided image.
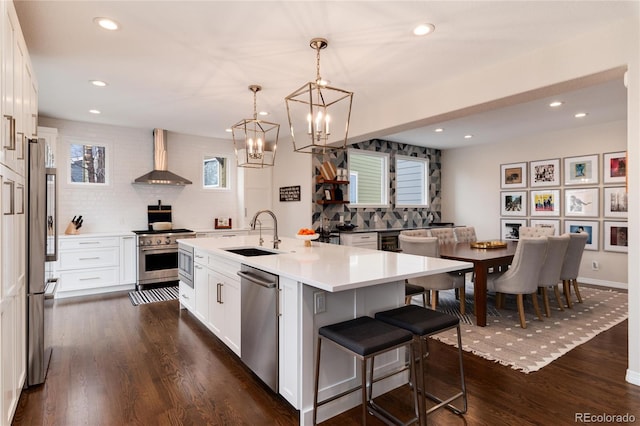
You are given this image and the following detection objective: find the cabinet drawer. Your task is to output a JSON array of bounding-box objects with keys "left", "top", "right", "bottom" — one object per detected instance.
[
  {"left": 341, "top": 232, "right": 378, "bottom": 249},
  {"left": 179, "top": 281, "right": 195, "bottom": 312},
  {"left": 211, "top": 256, "right": 241, "bottom": 280},
  {"left": 59, "top": 247, "right": 119, "bottom": 270},
  {"left": 58, "top": 267, "right": 119, "bottom": 291},
  {"left": 60, "top": 237, "right": 119, "bottom": 250}
]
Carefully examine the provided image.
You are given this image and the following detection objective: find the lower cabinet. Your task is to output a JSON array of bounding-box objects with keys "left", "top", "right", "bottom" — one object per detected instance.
[
  {"left": 193, "top": 253, "right": 241, "bottom": 356},
  {"left": 178, "top": 281, "right": 195, "bottom": 313},
  {"left": 340, "top": 232, "right": 378, "bottom": 250},
  {"left": 278, "top": 277, "right": 301, "bottom": 408},
  {"left": 54, "top": 234, "right": 136, "bottom": 298}
]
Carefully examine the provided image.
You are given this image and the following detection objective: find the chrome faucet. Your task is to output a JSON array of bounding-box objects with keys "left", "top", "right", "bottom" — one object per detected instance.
[{"left": 250, "top": 210, "right": 280, "bottom": 249}]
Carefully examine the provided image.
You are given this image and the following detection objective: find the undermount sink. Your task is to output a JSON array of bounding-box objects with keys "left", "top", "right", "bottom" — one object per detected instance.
[{"left": 224, "top": 247, "right": 280, "bottom": 257}]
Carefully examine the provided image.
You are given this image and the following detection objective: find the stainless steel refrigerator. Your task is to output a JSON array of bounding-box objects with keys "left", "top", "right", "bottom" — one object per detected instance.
[{"left": 26, "top": 137, "right": 57, "bottom": 386}]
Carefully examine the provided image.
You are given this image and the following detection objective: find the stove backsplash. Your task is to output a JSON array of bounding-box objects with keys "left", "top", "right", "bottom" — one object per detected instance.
[{"left": 312, "top": 139, "right": 442, "bottom": 232}]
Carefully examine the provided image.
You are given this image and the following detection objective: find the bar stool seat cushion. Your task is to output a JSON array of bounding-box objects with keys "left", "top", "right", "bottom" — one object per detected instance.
[
  {"left": 405, "top": 283, "right": 427, "bottom": 297},
  {"left": 318, "top": 316, "right": 413, "bottom": 356},
  {"left": 375, "top": 305, "right": 459, "bottom": 336}
]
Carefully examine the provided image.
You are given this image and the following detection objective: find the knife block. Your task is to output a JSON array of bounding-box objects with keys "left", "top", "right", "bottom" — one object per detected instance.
[{"left": 64, "top": 222, "right": 80, "bottom": 235}]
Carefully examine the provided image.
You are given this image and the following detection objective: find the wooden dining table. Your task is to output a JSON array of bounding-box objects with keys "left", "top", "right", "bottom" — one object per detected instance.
[{"left": 439, "top": 241, "right": 518, "bottom": 327}]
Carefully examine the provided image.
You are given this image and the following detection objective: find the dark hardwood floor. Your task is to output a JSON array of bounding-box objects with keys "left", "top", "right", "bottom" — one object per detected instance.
[{"left": 13, "top": 291, "right": 640, "bottom": 425}]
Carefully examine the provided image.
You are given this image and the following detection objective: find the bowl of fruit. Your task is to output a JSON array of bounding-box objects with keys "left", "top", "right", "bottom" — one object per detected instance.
[{"left": 296, "top": 227, "right": 320, "bottom": 247}]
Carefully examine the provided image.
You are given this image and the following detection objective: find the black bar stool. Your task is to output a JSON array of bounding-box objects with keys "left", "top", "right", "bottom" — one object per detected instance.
[
  {"left": 375, "top": 305, "right": 467, "bottom": 422},
  {"left": 313, "top": 316, "right": 419, "bottom": 425}
]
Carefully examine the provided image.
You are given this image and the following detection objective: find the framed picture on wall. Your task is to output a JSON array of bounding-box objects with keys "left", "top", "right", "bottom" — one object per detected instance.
[
  {"left": 530, "top": 219, "right": 560, "bottom": 236},
  {"left": 563, "top": 154, "right": 599, "bottom": 185},
  {"left": 564, "top": 220, "right": 599, "bottom": 251},
  {"left": 500, "top": 218, "right": 527, "bottom": 241},
  {"left": 530, "top": 189, "right": 560, "bottom": 216},
  {"left": 564, "top": 187, "right": 599, "bottom": 217},
  {"left": 500, "top": 162, "right": 527, "bottom": 189},
  {"left": 530, "top": 158, "right": 560, "bottom": 187},
  {"left": 603, "top": 151, "right": 627, "bottom": 184},
  {"left": 603, "top": 186, "right": 628, "bottom": 218},
  {"left": 500, "top": 191, "right": 527, "bottom": 216},
  {"left": 603, "top": 221, "right": 628, "bottom": 252}
]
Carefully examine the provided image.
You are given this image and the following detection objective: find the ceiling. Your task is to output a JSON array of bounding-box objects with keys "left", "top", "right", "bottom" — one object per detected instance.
[{"left": 14, "top": 1, "right": 634, "bottom": 150}]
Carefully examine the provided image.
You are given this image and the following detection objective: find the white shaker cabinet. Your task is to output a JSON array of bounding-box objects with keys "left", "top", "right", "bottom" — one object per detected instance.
[{"left": 340, "top": 232, "right": 378, "bottom": 250}]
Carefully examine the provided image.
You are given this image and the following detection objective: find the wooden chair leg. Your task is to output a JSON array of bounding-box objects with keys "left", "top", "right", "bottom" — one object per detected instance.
[
  {"left": 531, "top": 292, "right": 543, "bottom": 321},
  {"left": 405, "top": 295, "right": 411, "bottom": 305},
  {"left": 516, "top": 294, "right": 527, "bottom": 328},
  {"left": 552, "top": 284, "right": 565, "bottom": 311},
  {"left": 541, "top": 287, "right": 551, "bottom": 317},
  {"left": 459, "top": 286, "right": 466, "bottom": 315},
  {"left": 430, "top": 290, "right": 438, "bottom": 310},
  {"left": 422, "top": 291, "right": 427, "bottom": 308},
  {"left": 572, "top": 279, "right": 583, "bottom": 303},
  {"left": 563, "top": 280, "right": 573, "bottom": 309}
]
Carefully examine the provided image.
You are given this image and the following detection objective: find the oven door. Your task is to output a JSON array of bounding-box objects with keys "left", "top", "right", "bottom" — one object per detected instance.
[{"left": 138, "top": 245, "right": 179, "bottom": 286}]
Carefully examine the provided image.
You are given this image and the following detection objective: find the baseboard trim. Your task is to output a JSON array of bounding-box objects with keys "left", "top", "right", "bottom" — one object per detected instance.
[
  {"left": 626, "top": 369, "right": 640, "bottom": 386},
  {"left": 578, "top": 277, "right": 627, "bottom": 290}
]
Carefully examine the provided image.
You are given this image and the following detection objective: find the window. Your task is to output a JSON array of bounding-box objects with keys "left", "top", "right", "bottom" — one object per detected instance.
[
  {"left": 203, "top": 155, "right": 229, "bottom": 189},
  {"left": 395, "top": 155, "right": 429, "bottom": 207},
  {"left": 348, "top": 149, "right": 389, "bottom": 207},
  {"left": 69, "top": 143, "right": 107, "bottom": 184}
]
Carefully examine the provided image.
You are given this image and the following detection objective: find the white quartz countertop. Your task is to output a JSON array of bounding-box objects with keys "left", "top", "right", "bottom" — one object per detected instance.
[
  {"left": 178, "top": 235, "right": 472, "bottom": 292},
  {"left": 59, "top": 231, "right": 135, "bottom": 238}
]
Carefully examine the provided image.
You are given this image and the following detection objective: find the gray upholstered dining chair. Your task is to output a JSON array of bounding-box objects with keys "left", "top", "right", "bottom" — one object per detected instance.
[
  {"left": 399, "top": 232, "right": 466, "bottom": 314},
  {"left": 428, "top": 227, "right": 457, "bottom": 245},
  {"left": 454, "top": 226, "right": 477, "bottom": 243},
  {"left": 519, "top": 225, "right": 556, "bottom": 238},
  {"left": 537, "top": 234, "right": 570, "bottom": 317},
  {"left": 559, "top": 232, "right": 589, "bottom": 308},
  {"left": 486, "top": 237, "right": 548, "bottom": 328}
]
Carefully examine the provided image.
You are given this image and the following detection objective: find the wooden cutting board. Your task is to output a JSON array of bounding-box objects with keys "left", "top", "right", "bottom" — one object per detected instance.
[{"left": 320, "top": 161, "right": 337, "bottom": 180}]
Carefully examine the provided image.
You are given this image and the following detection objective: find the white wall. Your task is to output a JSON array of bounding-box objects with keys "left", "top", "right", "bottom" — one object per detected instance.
[
  {"left": 39, "top": 117, "right": 239, "bottom": 233},
  {"left": 442, "top": 120, "right": 628, "bottom": 287}
]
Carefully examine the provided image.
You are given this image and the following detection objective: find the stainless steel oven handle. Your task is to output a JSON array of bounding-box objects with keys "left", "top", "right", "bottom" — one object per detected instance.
[
  {"left": 140, "top": 246, "right": 178, "bottom": 253},
  {"left": 237, "top": 271, "right": 276, "bottom": 288}
]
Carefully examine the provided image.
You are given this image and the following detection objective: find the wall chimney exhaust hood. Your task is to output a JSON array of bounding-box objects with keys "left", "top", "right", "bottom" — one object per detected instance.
[{"left": 133, "top": 129, "right": 192, "bottom": 185}]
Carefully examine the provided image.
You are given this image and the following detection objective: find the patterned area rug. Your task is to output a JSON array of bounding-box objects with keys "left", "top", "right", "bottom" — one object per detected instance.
[
  {"left": 129, "top": 286, "right": 179, "bottom": 306},
  {"left": 427, "top": 285, "right": 628, "bottom": 373}
]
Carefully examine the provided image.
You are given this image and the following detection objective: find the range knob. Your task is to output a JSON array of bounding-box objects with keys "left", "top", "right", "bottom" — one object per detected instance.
[
  {"left": 165, "top": 237, "right": 172, "bottom": 244},
  {"left": 156, "top": 239, "right": 161, "bottom": 245}
]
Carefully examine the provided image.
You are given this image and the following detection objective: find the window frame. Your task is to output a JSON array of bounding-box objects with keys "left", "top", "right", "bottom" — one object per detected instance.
[
  {"left": 395, "top": 154, "right": 430, "bottom": 208},
  {"left": 347, "top": 149, "right": 390, "bottom": 208},
  {"left": 202, "top": 154, "right": 231, "bottom": 190}
]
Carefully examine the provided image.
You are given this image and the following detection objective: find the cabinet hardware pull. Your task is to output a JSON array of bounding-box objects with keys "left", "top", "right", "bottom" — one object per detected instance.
[
  {"left": 3, "top": 180, "right": 15, "bottom": 215},
  {"left": 15, "top": 185, "right": 24, "bottom": 214},
  {"left": 79, "top": 277, "right": 100, "bottom": 281},
  {"left": 16, "top": 132, "right": 25, "bottom": 160},
  {"left": 79, "top": 241, "right": 100, "bottom": 245},
  {"left": 79, "top": 257, "right": 101, "bottom": 260},
  {"left": 3, "top": 115, "right": 15, "bottom": 150}
]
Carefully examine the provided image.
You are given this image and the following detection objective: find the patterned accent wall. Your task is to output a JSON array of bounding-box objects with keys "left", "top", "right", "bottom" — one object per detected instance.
[{"left": 312, "top": 139, "right": 442, "bottom": 231}]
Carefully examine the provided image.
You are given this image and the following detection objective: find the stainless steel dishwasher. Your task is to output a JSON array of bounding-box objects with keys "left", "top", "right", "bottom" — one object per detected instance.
[{"left": 237, "top": 264, "right": 279, "bottom": 392}]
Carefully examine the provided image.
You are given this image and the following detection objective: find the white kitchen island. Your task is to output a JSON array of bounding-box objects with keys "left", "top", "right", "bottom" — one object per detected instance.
[{"left": 178, "top": 235, "right": 472, "bottom": 425}]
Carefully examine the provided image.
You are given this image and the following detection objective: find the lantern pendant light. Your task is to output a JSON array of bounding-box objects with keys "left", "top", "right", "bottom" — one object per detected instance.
[
  {"left": 232, "top": 85, "right": 279, "bottom": 168},
  {"left": 285, "top": 37, "right": 354, "bottom": 154}
]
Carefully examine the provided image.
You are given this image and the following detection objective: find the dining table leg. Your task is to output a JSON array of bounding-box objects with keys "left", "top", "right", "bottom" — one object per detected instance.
[{"left": 473, "top": 262, "right": 488, "bottom": 327}]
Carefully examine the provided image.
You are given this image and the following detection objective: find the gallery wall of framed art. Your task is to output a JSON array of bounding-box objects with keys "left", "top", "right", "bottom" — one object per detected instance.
[{"left": 499, "top": 151, "right": 627, "bottom": 251}]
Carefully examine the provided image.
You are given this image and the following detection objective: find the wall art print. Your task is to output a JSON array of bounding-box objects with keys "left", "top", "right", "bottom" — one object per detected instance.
[
  {"left": 530, "top": 158, "right": 560, "bottom": 187},
  {"left": 564, "top": 220, "right": 599, "bottom": 251},
  {"left": 500, "top": 162, "right": 527, "bottom": 189},
  {"left": 564, "top": 154, "right": 599, "bottom": 185},
  {"left": 500, "top": 191, "right": 527, "bottom": 216},
  {"left": 530, "top": 189, "right": 560, "bottom": 216},
  {"left": 603, "top": 186, "right": 628, "bottom": 218},
  {"left": 501, "top": 218, "right": 527, "bottom": 241},
  {"left": 564, "top": 187, "right": 599, "bottom": 217},
  {"left": 529, "top": 219, "right": 560, "bottom": 236},
  {"left": 604, "top": 221, "right": 628, "bottom": 253},
  {"left": 603, "top": 151, "right": 626, "bottom": 184}
]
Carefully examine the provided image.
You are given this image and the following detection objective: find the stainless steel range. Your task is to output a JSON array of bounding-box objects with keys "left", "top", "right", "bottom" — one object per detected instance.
[
  {"left": 132, "top": 201, "right": 195, "bottom": 289},
  {"left": 134, "top": 229, "right": 195, "bottom": 289}
]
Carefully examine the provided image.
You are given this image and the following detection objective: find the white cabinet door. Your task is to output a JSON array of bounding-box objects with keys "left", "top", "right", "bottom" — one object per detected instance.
[
  {"left": 278, "top": 277, "right": 300, "bottom": 408},
  {"left": 221, "top": 275, "right": 240, "bottom": 355},
  {"left": 208, "top": 270, "right": 224, "bottom": 337},
  {"left": 119, "top": 235, "right": 136, "bottom": 285},
  {"left": 193, "top": 263, "right": 209, "bottom": 324}
]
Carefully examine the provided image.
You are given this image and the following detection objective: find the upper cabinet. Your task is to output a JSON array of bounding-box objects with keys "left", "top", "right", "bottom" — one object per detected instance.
[{"left": 1, "top": 1, "right": 37, "bottom": 174}]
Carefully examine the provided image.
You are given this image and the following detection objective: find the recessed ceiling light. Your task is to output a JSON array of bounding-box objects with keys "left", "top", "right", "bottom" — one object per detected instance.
[
  {"left": 434, "top": 128, "right": 444, "bottom": 133},
  {"left": 89, "top": 109, "right": 101, "bottom": 114},
  {"left": 413, "top": 23, "right": 436, "bottom": 36},
  {"left": 225, "top": 128, "right": 232, "bottom": 133},
  {"left": 464, "top": 134, "right": 473, "bottom": 139},
  {"left": 93, "top": 17, "right": 119, "bottom": 31},
  {"left": 90, "top": 80, "right": 108, "bottom": 87},
  {"left": 549, "top": 101, "right": 563, "bottom": 108},
  {"left": 574, "top": 112, "right": 588, "bottom": 118},
  {"left": 258, "top": 111, "right": 269, "bottom": 116}
]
